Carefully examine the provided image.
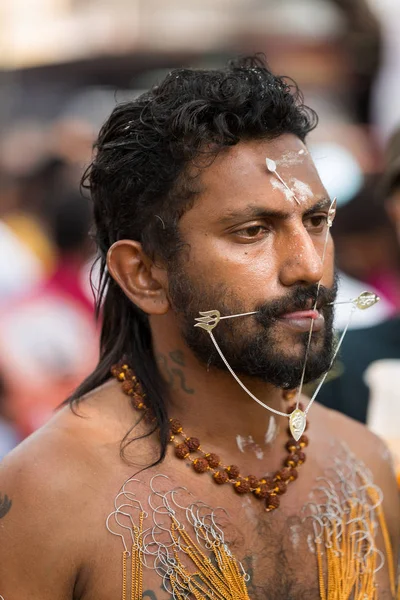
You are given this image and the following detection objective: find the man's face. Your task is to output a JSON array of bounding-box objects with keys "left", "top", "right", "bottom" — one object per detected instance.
[{"left": 167, "top": 135, "right": 337, "bottom": 389}]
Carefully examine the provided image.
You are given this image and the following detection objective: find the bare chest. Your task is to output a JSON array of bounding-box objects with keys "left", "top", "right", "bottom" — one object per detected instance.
[
  {"left": 77, "top": 495, "right": 323, "bottom": 600},
  {"left": 75, "top": 445, "right": 394, "bottom": 600}
]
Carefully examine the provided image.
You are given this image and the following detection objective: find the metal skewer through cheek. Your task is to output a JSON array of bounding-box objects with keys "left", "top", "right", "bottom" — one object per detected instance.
[{"left": 295, "top": 197, "right": 337, "bottom": 413}]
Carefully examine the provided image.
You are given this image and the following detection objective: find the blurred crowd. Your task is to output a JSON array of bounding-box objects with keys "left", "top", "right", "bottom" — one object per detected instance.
[
  {"left": 0, "top": 130, "right": 99, "bottom": 457},
  {"left": 1, "top": 0, "right": 400, "bottom": 479}
]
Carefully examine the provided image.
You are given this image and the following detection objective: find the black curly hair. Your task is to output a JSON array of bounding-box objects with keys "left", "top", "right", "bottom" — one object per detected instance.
[{"left": 69, "top": 55, "right": 318, "bottom": 465}]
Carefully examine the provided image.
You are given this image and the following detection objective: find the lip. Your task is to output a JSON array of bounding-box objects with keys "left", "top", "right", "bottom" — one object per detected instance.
[{"left": 277, "top": 310, "right": 325, "bottom": 333}]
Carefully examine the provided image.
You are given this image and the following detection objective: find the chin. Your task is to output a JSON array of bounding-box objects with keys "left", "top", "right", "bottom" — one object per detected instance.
[{"left": 273, "top": 338, "right": 323, "bottom": 360}]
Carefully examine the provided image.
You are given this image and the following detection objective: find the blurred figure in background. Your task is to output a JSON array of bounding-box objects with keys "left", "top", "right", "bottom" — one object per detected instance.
[
  {"left": 384, "top": 127, "right": 400, "bottom": 234},
  {"left": 0, "top": 176, "right": 98, "bottom": 439},
  {"left": 331, "top": 0, "right": 382, "bottom": 124},
  {"left": 0, "top": 153, "right": 55, "bottom": 305},
  {"left": 318, "top": 129, "right": 400, "bottom": 479},
  {"left": 0, "top": 216, "right": 45, "bottom": 302},
  {"left": 333, "top": 175, "right": 400, "bottom": 309}
]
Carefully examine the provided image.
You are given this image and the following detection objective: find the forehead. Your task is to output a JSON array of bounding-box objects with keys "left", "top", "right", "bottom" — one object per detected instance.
[{"left": 182, "top": 134, "right": 328, "bottom": 225}]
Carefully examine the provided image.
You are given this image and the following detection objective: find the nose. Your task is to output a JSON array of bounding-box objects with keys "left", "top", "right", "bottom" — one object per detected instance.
[{"left": 278, "top": 226, "right": 326, "bottom": 288}]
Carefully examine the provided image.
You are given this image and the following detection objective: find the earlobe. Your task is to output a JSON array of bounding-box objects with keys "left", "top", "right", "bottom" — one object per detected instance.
[{"left": 106, "top": 240, "right": 170, "bottom": 315}]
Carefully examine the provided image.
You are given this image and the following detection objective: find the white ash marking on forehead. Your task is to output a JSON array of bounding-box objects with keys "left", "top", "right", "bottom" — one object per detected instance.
[
  {"left": 290, "top": 179, "right": 313, "bottom": 204},
  {"left": 276, "top": 149, "right": 308, "bottom": 167},
  {"left": 270, "top": 177, "right": 294, "bottom": 202}
]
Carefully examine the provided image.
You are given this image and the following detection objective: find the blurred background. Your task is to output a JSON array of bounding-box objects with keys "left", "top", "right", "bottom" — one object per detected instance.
[{"left": 1, "top": 0, "right": 400, "bottom": 480}]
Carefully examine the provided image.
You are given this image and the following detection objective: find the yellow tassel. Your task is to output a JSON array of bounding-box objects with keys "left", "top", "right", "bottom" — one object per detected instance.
[
  {"left": 315, "top": 484, "right": 397, "bottom": 600},
  {"left": 122, "top": 550, "right": 128, "bottom": 600}
]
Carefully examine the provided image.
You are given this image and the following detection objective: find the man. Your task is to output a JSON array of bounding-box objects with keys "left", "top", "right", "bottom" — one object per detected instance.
[{"left": 0, "top": 57, "right": 398, "bottom": 600}]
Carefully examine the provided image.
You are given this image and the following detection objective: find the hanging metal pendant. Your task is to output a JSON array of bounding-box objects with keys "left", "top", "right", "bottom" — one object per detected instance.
[
  {"left": 289, "top": 408, "right": 306, "bottom": 441},
  {"left": 194, "top": 310, "right": 221, "bottom": 332},
  {"left": 354, "top": 291, "right": 380, "bottom": 310}
]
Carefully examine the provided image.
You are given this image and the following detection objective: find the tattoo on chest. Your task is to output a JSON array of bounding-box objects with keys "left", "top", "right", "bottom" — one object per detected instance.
[
  {"left": 156, "top": 351, "right": 195, "bottom": 395},
  {"left": 0, "top": 493, "right": 12, "bottom": 519}
]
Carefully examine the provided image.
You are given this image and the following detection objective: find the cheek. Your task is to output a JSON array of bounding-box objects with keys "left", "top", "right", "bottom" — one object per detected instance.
[
  {"left": 321, "top": 237, "right": 335, "bottom": 284},
  {"left": 186, "top": 233, "right": 281, "bottom": 298}
]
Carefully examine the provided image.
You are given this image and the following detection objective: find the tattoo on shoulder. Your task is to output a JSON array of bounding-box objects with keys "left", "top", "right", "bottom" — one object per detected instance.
[
  {"left": 156, "top": 351, "right": 195, "bottom": 395},
  {"left": 0, "top": 493, "right": 12, "bottom": 519},
  {"left": 143, "top": 591, "right": 158, "bottom": 600}
]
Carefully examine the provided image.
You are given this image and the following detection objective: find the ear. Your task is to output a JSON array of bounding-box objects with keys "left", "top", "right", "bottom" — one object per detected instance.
[{"left": 107, "top": 240, "right": 169, "bottom": 315}]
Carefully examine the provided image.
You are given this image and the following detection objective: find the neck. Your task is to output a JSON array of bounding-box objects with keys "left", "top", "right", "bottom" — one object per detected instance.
[{"left": 151, "top": 316, "right": 290, "bottom": 466}]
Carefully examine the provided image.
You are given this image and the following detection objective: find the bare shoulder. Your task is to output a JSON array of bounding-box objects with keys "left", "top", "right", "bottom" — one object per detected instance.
[
  {"left": 312, "top": 402, "right": 400, "bottom": 551},
  {"left": 0, "top": 411, "right": 85, "bottom": 598},
  {"left": 313, "top": 401, "right": 396, "bottom": 473},
  {"left": 0, "top": 380, "right": 147, "bottom": 600}
]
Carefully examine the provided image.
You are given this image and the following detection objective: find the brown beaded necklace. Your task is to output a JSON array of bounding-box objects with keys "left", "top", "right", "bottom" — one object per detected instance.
[{"left": 112, "top": 361, "right": 309, "bottom": 513}]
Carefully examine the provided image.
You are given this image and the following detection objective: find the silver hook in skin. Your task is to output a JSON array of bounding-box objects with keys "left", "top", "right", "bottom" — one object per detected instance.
[
  {"left": 106, "top": 511, "right": 129, "bottom": 555},
  {"left": 169, "top": 486, "right": 192, "bottom": 511},
  {"left": 114, "top": 504, "right": 140, "bottom": 546},
  {"left": 359, "top": 483, "right": 384, "bottom": 511},
  {"left": 150, "top": 473, "right": 171, "bottom": 496},
  {"left": 115, "top": 490, "right": 149, "bottom": 520}
]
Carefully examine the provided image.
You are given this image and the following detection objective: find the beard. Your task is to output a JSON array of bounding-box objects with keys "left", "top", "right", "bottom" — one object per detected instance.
[{"left": 168, "top": 263, "right": 338, "bottom": 390}]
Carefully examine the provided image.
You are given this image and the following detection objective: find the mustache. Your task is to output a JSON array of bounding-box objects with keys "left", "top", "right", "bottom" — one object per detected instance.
[{"left": 255, "top": 283, "right": 337, "bottom": 326}]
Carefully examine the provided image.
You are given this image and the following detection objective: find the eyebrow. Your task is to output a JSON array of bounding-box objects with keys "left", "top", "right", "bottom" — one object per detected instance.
[{"left": 218, "top": 198, "right": 332, "bottom": 224}]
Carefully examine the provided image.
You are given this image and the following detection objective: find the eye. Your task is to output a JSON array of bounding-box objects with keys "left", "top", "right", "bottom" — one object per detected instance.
[
  {"left": 304, "top": 214, "right": 328, "bottom": 233},
  {"left": 234, "top": 224, "right": 269, "bottom": 240}
]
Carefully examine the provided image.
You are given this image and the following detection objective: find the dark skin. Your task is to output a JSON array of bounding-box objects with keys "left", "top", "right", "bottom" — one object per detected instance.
[{"left": 0, "top": 135, "right": 398, "bottom": 599}]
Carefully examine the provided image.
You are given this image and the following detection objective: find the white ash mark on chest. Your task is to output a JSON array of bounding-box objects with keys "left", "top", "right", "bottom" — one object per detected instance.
[{"left": 236, "top": 433, "right": 264, "bottom": 459}]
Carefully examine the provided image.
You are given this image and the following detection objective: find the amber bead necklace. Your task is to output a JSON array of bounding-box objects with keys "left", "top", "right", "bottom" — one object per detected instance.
[{"left": 112, "top": 361, "right": 309, "bottom": 512}]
